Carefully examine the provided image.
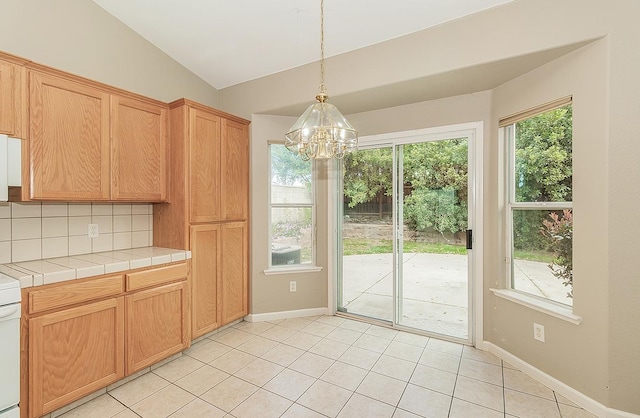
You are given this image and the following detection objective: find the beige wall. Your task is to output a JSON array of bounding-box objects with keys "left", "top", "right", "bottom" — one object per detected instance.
[
  {"left": 223, "top": 0, "right": 640, "bottom": 413},
  {"left": 492, "top": 39, "right": 610, "bottom": 407},
  {"left": 0, "top": 0, "right": 218, "bottom": 106},
  {"left": 250, "top": 114, "right": 329, "bottom": 313}
]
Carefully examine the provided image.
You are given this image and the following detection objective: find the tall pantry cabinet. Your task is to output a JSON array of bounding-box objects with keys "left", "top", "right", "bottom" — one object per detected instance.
[{"left": 154, "top": 99, "right": 249, "bottom": 339}]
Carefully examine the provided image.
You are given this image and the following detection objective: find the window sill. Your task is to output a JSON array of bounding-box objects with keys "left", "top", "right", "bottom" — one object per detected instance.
[
  {"left": 263, "top": 265, "right": 323, "bottom": 276},
  {"left": 490, "top": 288, "right": 582, "bottom": 325}
]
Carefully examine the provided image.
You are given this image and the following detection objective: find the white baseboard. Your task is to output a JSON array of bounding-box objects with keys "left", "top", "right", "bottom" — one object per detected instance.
[
  {"left": 485, "top": 342, "right": 639, "bottom": 418},
  {"left": 244, "top": 307, "right": 329, "bottom": 323}
]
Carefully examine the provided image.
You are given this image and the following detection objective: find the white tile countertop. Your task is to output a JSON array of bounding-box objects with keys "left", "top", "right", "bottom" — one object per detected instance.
[{"left": 0, "top": 247, "right": 191, "bottom": 288}]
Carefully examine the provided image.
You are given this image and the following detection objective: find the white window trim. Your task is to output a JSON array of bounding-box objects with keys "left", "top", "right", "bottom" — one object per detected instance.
[
  {"left": 267, "top": 142, "right": 318, "bottom": 270},
  {"left": 263, "top": 265, "right": 323, "bottom": 275},
  {"left": 491, "top": 288, "right": 582, "bottom": 325},
  {"left": 500, "top": 106, "right": 575, "bottom": 317}
]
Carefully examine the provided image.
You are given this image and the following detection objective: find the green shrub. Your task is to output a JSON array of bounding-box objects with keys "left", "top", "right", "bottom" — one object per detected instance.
[{"left": 541, "top": 209, "right": 573, "bottom": 298}]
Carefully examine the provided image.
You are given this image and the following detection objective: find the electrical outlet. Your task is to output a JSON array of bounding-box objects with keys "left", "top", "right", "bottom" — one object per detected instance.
[
  {"left": 88, "top": 223, "right": 99, "bottom": 238},
  {"left": 533, "top": 323, "right": 545, "bottom": 342},
  {"left": 289, "top": 281, "right": 297, "bottom": 292}
]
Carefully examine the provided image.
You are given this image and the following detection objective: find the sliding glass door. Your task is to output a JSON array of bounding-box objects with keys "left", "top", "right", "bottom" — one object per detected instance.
[{"left": 337, "top": 133, "right": 473, "bottom": 342}]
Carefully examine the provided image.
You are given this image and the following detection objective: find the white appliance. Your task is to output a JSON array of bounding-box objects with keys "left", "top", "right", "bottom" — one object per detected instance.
[
  {"left": 0, "top": 273, "right": 21, "bottom": 418},
  {"left": 0, "top": 134, "right": 22, "bottom": 201}
]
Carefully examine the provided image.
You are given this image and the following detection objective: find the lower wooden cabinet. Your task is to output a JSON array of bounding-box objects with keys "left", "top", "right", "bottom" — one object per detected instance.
[
  {"left": 28, "top": 298, "right": 125, "bottom": 417},
  {"left": 126, "top": 281, "right": 189, "bottom": 374},
  {"left": 24, "top": 262, "right": 190, "bottom": 418},
  {"left": 221, "top": 222, "right": 248, "bottom": 324},
  {"left": 190, "top": 221, "right": 247, "bottom": 337},
  {"left": 190, "top": 224, "right": 221, "bottom": 338}
]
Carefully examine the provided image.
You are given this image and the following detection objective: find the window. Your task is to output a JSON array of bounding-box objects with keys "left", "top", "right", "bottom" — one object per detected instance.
[
  {"left": 503, "top": 98, "right": 573, "bottom": 306},
  {"left": 269, "top": 143, "right": 315, "bottom": 267}
]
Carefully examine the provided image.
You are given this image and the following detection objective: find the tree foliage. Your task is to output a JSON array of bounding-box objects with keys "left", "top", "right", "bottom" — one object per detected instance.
[
  {"left": 404, "top": 187, "right": 467, "bottom": 236},
  {"left": 342, "top": 148, "right": 392, "bottom": 208},
  {"left": 402, "top": 140, "right": 468, "bottom": 234},
  {"left": 515, "top": 105, "right": 572, "bottom": 203},
  {"left": 271, "top": 144, "right": 311, "bottom": 187},
  {"left": 513, "top": 105, "right": 573, "bottom": 251}
]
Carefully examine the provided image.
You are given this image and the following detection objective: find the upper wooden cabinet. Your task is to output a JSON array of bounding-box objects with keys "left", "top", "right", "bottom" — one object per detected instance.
[
  {"left": 221, "top": 119, "right": 249, "bottom": 221},
  {"left": 188, "top": 106, "right": 248, "bottom": 222},
  {"left": 29, "top": 71, "right": 111, "bottom": 200},
  {"left": 27, "top": 70, "right": 168, "bottom": 201},
  {"left": 189, "top": 108, "right": 221, "bottom": 223},
  {"left": 0, "top": 58, "right": 26, "bottom": 137},
  {"left": 154, "top": 99, "right": 250, "bottom": 250},
  {"left": 111, "top": 96, "right": 167, "bottom": 201}
]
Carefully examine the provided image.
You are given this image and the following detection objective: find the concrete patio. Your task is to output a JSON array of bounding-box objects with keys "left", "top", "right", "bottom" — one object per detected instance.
[{"left": 340, "top": 253, "right": 571, "bottom": 340}]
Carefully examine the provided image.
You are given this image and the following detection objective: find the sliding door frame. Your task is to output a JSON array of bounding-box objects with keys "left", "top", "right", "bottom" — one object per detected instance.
[{"left": 328, "top": 121, "right": 484, "bottom": 346}]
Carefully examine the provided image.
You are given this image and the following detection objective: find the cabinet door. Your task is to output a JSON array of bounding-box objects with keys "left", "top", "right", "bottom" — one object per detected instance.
[
  {"left": 221, "top": 119, "right": 249, "bottom": 221},
  {"left": 190, "top": 224, "right": 221, "bottom": 338},
  {"left": 111, "top": 96, "right": 167, "bottom": 201},
  {"left": 30, "top": 71, "right": 110, "bottom": 200},
  {"left": 0, "top": 59, "right": 25, "bottom": 137},
  {"left": 221, "top": 221, "right": 248, "bottom": 324},
  {"left": 125, "top": 281, "right": 189, "bottom": 374},
  {"left": 29, "top": 298, "right": 124, "bottom": 417},
  {"left": 189, "top": 108, "right": 221, "bottom": 222}
]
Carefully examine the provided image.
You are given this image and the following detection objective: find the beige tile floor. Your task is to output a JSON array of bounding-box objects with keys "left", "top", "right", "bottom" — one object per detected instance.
[{"left": 56, "top": 315, "right": 596, "bottom": 418}]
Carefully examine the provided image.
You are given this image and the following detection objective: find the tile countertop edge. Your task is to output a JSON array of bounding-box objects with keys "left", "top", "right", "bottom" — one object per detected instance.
[{"left": 0, "top": 247, "right": 191, "bottom": 288}]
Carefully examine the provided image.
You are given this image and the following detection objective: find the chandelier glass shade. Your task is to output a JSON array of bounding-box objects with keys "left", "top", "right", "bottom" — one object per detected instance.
[{"left": 284, "top": 0, "right": 358, "bottom": 160}]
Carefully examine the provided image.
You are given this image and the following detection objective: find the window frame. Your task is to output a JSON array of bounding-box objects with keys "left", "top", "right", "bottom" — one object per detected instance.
[
  {"left": 500, "top": 98, "right": 575, "bottom": 311},
  {"left": 266, "top": 142, "right": 318, "bottom": 271}
]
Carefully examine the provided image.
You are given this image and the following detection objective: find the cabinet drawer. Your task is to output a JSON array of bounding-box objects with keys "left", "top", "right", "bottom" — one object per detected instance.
[
  {"left": 126, "top": 263, "right": 188, "bottom": 291},
  {"left": 29, "top": 275, "right": 124, "bottom": 314}
]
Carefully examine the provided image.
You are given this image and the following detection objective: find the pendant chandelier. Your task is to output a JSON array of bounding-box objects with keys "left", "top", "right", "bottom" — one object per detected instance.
[{"left": 285, "top": 0, "right": 358, "bottom": 160}]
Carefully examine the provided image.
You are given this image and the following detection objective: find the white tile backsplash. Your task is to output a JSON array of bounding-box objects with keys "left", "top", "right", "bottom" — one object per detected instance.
[
  {"left": 12, "top": 239, "right": 42, "bottom": 262},
  {"left": 69, "top": 235, "right": 92, "bottom": 256},
  {"left": 12, "top": 203, "right": 41, "bottom": 218},
  {"left": 0, "top": 242, "right": 10, "bottom": 263},
  {"left": 68, "top": 203, "right": 92, "bottom": 216},
  {"left": 113, "top": 232, "right": 132, "bottom": 250},
  {"left": 113, "top": 215, "right": 132, "bottom": 233},
  {"left": 132, "top": 203, "right": 151, "bottom": 215},
  {"left": 132, "top": 231, "right": 150, "bottom": 248},
  {"left": 42, "top": 217, "right": 68, "bottom": 238},
  {"left": 132, "top": 214, "right": 148, "bottom": 231},
  {"left": 69, "top": 216, "right": 92, "bottom": 236},
  {"left": 0, "top": 219, "right": 10, "bottom": 241},
  {"left": 12, "top": 218, "right": 42, "bottom": 240},
  {"left": 0, "top": 203, "right": 11, "bottom": 218},
  {"left": 92, "top": 234, "right": 113, "bottom": 253},
  {"left": 42, "top": 203, "right": 68, "bottom": 217},
  {"left": 42, "top": 237, "right": 69, "bottom": 259},
  {"left": 113, "top": 203, "right": 132, "bottom": 215},
  {"left": 92, "top": 215, "right": 113, "bottom": 234},
  {"left": 1, "top": 202, "right": 153, "bottom": 263},
  {"left": 91, "top": 203, "right": 113, "bottom": 216}
]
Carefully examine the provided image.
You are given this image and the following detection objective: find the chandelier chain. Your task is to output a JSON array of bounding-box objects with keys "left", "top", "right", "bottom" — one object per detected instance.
[
  {"left": 319, "top": 0, "right": 326, "bottom": 95},
  {"left": 284, "top": 0, "right": 358, "bottom": 160}
]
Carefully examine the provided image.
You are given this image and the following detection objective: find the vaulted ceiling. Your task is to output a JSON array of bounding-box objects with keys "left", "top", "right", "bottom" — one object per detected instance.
[{"left": 92, "top": 0, "right": 517, "bottom": 89}]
